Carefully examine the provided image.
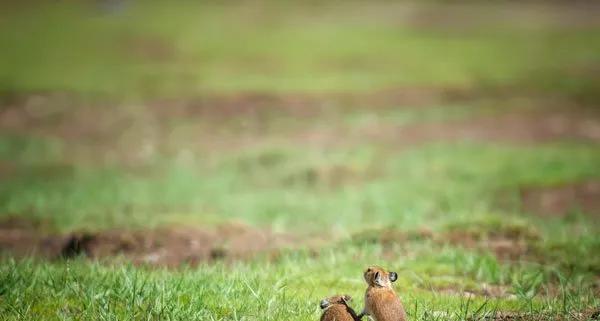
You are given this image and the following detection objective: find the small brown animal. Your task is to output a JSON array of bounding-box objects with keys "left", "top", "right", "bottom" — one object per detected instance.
[
  {"left": 357, "top": 266, "right": 407, "bottom": 321},
  {"left": 319, "top": 294, "right": 361, "bottom": 321}
]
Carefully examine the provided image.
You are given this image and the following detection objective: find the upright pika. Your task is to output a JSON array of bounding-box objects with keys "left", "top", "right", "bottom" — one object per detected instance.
[
  {"left": 357, "top": 266, "right": 407, "bottom": 321},
  {"left": 319, "top": 294, "right": 361, "bottom": 321}
]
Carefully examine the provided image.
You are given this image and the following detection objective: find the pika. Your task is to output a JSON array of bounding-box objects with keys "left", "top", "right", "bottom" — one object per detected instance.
[
  {"left": 357, "top": 266, "right": 407, "bottom": 321},
  {"left": 319, "top": 294, "right": 361, "bottom": 321}
]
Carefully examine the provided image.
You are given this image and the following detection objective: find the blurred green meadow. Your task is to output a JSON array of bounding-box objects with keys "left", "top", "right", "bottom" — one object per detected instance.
[{"left": 1, "top": 1, "right": 600, "bottom": 320}]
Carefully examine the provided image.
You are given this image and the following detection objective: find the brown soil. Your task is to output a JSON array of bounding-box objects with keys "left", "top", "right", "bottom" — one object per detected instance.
[
  {"left": 0, "top": 87, "right": 540, "bottom": 139},
  {"left": 265, "top": 104, "right": 600, "bottom": 156},
  {"left": 0, "top": 217, "right": 297, "bottom": 269},
  {"left": 443, "top": 225, "right": 542, "bottom": 261},
  {"left": 402, "top": 2, "right": 600, "bottom": 34},
  {"left": 2, "top": 90, "right": 600, "bottom": 172},
  {"left": 2, "top": 90, "right": 599, "bottom": 164},
  {"left": 211, "top": 104, "right": 600, "bottom": 162},
  {"left": 0, "top": 88, "right": 454, "bottom": 124},
  {"left": 364, "top": 106, "right": 600, "bottom": 147},
  {"left": 352, "top": 223, "right": 541, "bottom": 261},
  {"left": 0, "top": 88, "right": 484, "bottom": 165},
  {"left": 0, "top": 92, "right": 124, "bottom": 141},
  {"left": 519, "top": 180, "right": 600, "bottom": 219}
]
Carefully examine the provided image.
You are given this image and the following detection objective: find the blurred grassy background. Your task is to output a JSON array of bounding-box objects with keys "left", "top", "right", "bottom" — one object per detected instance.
[
  {"left": 1, "top": 1, "right": 600, "bottom": 320},
  {"left": 1, "top": 1, "right": 598, "bottom": 97},
  {"left": 1, "top": 0, "right": 599, "bottom": 231}
]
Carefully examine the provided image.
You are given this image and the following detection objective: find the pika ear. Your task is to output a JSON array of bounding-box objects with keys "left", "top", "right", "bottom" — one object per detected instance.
[
  {"left": 389, "top": 272, "right": 398, "bottom": 282},
  {"left": 374, "top": 271, "right": 381, "bottom": 283},
  {"left": 319, "top": 299, "right": 329, "bottom": 309},
  {"left": 342, "top": 294, "right": 352, "bottom": 304}
]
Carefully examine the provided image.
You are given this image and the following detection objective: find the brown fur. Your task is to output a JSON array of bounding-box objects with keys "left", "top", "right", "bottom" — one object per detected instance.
[
  {"left": 358, "top": 266, "right": 407, "bottom": 321},
  {"left": 319, "top": 294, "right": 361, "bottom": 321}
]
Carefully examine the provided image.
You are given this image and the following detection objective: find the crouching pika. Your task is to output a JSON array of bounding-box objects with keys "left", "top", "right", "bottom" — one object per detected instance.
[{"left": 320, "top": 294, "right": 361, "bottom": 321}]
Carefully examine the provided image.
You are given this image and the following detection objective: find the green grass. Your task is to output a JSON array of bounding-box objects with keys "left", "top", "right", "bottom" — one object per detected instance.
[
  {"left": 1, "top": 1, "right": 598, "bottom": 96},
  {"left": 2, "top": 1, "right": 600, "bottom": 320},
  {"left": 3, "top": 140, "right": 600, "bottom": 233},
  {"left": 1, "top": 244, "right": 598, "bottom": 321},
  {"left": 1, "top": 240, "right": 598, "bottom": 320}
]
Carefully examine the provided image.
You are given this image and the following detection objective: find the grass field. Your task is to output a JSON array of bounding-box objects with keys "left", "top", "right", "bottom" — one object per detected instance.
[{"left": 1, "top": 1, "right": 600, "bottom": 320}]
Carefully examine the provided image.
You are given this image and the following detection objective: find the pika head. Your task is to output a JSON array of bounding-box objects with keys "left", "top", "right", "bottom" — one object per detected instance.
[
  {"left": 319, "top": 294, "right": 352, "bottom": 310},
  {"left": 363, "top": 266, "right": 398, "bottom": 288}
]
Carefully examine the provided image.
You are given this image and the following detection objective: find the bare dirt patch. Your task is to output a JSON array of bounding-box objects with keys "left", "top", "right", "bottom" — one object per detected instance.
[
  {"left": 442, "top": 222, "right": 542, "bottom": 261},
  {"left": 0, "top": 217, "right": 298, "bottom": 269},
  {"left": 0, "top": 88, "right": 466, "bottom": 128},
  {"left": 0, "top": 92, "right": 124, "bottom": 141},
  {"left": 0, "top": 216, "right": 57, "bottom": 258},
  {"left": 364, "top": 106, "right": 600, "bottom": 148},
  {"left": 518, "top": 180, "right": 600, "bottom": 219},
  {"left": 351, "top": 222, "right": 541, "bottom": 261},
  {"left": 402, "top": 2, "right": 600, "bottom": 34},
  {"left": 0, "top": 86, "right": 527, "bottom": 138},
  {"left": 0, "top": 87, "right": 498, "bottom": 164},
  {"left": 2, "top": 90, "right": 600, "bottom": 166},
  {"left": 144, "top": 86, "right": 500, "bottom": 124},
  {"left": 269, "top": 104, "right": 600, "bottom": 153}
]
